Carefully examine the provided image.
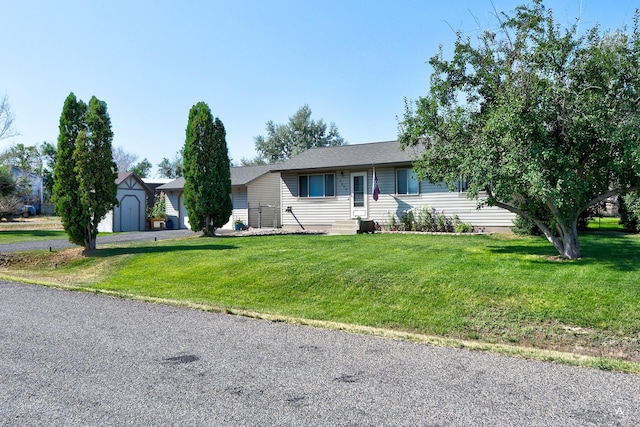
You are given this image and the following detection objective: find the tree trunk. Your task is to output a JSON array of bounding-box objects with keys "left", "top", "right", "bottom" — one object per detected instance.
[
  {"left": 83, "top": 222, "right": 97, "bottom": 253},
  {"left": 203, "top": 215, "right": 216, "bottom": 237},
  {"left": 536, "top": 217, "right": 581, "bottom": 259},
  {"left": 559, "top": 220, "right": 581, "bottom": 259}
]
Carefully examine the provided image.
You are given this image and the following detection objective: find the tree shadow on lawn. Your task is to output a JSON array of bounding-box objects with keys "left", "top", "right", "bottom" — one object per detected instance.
[
  {"left": 486, "top": 232, "right": 640, "bottom": 271},
  {"left": 87, "top": 243, "right": 237, "bottom": 258}
]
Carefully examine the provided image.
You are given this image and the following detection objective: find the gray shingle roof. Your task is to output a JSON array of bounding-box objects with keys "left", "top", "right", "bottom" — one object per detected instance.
[
  {"left": 156, "top": 164, "right": 278, "bottom": 191},
  {"left": 116, "top": 171, "right": 153, "bottom": 194},
  {"left": 270, "top": 140, "right": 420, "bottom": 172},
  {"left": 156, "top": 177, "right": 185, "bottom": 191},
  {"left": 230, "top": 164, "right": 277, "bottom": 185}
]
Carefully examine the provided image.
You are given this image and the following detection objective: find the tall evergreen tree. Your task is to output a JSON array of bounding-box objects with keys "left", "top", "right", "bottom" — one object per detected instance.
[
  {"left": 74, "top": 97, "right": 118, "bottom": 251},
  {"left": 53, "top": 93, "right": 117, "bottom": 252},
  {"left": 53, "top": 93, "right": 87, "bottom": 245},
  {"left": 183, "top": 102, "right": 232, "bottom": 236}
]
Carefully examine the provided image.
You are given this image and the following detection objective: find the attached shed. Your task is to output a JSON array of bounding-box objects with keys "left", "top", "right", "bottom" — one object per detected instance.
[{"left": 98, "top": 172, "right": 153, "bottom": 232}]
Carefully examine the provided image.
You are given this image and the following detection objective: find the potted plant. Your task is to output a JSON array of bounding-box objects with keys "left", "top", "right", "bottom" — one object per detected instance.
[
  {"left": 148, "top": 192, "right": 167, "bottom": 229},
  {"left": 234, "top": 218, "right": 244, "bottom": 231}
]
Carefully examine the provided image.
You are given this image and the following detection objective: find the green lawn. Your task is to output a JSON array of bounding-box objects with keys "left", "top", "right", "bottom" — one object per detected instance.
[
  {"left": 587, "top": 216, "right": 625, "bottom": 231},
  {"left": 0, "top": 229, "right": 68, "bottom": 244},
  {"left": 2, "top": 231, "right": 639, "bottom": 371}
]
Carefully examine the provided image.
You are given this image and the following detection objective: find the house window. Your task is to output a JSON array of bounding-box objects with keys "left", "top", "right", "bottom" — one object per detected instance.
[
  {"left": 298, "top": 174, "right": 335, "bottom": 197},
  {"left": 457, "top": 177, "right": 469, "bottom": 193},
  {"left": 396, "top": 169, "right": 419, "bottom": 195}
]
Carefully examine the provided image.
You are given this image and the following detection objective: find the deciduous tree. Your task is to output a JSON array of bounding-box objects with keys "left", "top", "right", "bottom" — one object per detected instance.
[
  {"left": 183, "top": 102, "right": 232, "bottom": 236},
  {"left": 0, "top": 93, "right": 18, "bottom": 142},
  {"left": 0, "top": 143, "right": 43, "bottom": 198},
  {"left": 0, "top": 143, "right": 42, "bottom": 173},
  {"left": 129, "top": 158, "right": 152, "bottom": 178},
  {"left": 113, "top": 146, "right": 139, "bottom": 172},
  {"left": 157, "top": 151, "right": 183, "bottom": 178},
  {"left": 398, "top": 1, "right": 640, "bottom": 259},
  {"left": 253, "top": 104, "right": 346, "bottom": 163}
]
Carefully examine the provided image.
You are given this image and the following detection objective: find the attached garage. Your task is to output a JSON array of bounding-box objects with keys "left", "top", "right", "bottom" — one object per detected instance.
[
  {"left": 157, "top": 164, "right": 280, "bottom": 231},
  {"left": 98, "top": 172, "right": 153, "bottom": 232}
]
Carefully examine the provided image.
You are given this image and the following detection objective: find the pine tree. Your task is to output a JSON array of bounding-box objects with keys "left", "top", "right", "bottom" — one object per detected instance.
[
  {"left": 53, "top": 93, "right": 117, "bottom": 252},
  {"left": 73, "top": 97, "right": 118, "bottom": 251},
  {"left": 183, "top": 102, "right": 232, "bottom": 236},
  {"left": 53, "top": 93, "right": 87, "bottom": 246}
]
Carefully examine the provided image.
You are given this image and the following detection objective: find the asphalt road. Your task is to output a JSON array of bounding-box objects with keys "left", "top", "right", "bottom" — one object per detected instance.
[{"left": 1, "top": 281, "right": 638, "bottom": 426}]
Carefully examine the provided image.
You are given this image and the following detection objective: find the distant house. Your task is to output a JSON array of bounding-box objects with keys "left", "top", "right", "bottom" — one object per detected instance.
[
  {"left": 10, "top": 166, "right": 42, "bottom": 210},
  {"left": 271, "top": 140, "right": 515, "bottom": 232},
  {"left": 157, "top": 164, "right": 280, "bottom": 230},
  {"left": 98, "top": 172, "right": 153, "bottom": 232}
]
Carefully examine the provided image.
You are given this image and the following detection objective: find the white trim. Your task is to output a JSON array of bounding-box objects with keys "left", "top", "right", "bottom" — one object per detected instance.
[{"left": 350, "top": 172, "right": 368, "bottom": 219}]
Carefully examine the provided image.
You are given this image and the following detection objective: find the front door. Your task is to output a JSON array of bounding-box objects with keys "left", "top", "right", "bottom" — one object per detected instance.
[{"left": 350, "top": 172, "right": 367, "bottom": 219}]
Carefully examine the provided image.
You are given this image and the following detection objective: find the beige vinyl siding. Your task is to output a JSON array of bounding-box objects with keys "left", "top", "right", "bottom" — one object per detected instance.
[
  {"left": 225, "top": 188, "right": 248, "bottom": 229},
  {"left": 282, "top": 167, "right": 515, "bottom": 229},
  {"left": 371, "top": 169, "right": 515, "bottom": 227},
  {"left": 247, "top": 172, "right": 281, "bottom": 228},
  {"left": 281, "top": 172, "right": 351, "bottom": 227},
  {"left": 164, "top": 190, "right": 187, "bottom": 229}
]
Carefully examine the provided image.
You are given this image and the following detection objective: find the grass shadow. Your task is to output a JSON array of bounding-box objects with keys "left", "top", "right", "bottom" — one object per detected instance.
[
  {"left": 487, "top": 232, "right": 640, "bottom": 271},
  {"left": 579, "top": 232, "right": 640, "bottom": 271},
  {"left": 88, "top": 243, "right": 237, "bottom": 257}
]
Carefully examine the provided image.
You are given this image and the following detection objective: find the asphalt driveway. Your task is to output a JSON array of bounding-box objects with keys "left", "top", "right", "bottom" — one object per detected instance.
[{"left": 1, "top": 281, "right": 638, "bottom": 426}]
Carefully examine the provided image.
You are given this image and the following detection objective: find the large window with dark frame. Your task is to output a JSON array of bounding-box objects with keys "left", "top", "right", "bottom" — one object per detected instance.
[
  {"left": 298, "top": 173, "right": 335, "bottom": 198},
  {"left": 396, "top": 168, "right": 419, "bottom": 195}
]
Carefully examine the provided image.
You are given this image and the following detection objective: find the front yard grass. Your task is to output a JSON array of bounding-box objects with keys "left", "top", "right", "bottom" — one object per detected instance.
[
  {"left": 1, "top": 231, "right": 639, "bottom": 372},
  {"left": 0, "top": 229, "right": 68, "bottom": 244}
]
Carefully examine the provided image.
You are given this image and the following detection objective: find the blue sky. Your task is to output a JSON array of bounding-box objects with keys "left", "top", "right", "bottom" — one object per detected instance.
[{"left": 2, "top": 0, "right": 637, "bottom": 175}]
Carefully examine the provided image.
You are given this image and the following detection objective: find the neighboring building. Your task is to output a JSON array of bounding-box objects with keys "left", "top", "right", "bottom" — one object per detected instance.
[
  {"left": 157, "top": 164, "right": 280, "bottom": 230},
  {"left": 10, "top": 166, "right": 43, "bottom": 211},
  {"left": 270, "top": 141, "right": 516, "bottom": 232},
  {"left": 98, "top": 172, "right": 153, "bottom": 232}
]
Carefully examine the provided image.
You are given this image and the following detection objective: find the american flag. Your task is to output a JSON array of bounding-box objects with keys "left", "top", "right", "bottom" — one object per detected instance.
[{"left": 372, "top": 168, "right": 380, "bottom": 201}]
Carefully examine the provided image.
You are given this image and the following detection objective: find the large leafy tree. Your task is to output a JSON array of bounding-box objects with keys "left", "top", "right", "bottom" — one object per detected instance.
[
  {"left": 0, "top": 143, "right": 43, "bottom": 173},
  {"left": 53, "top": 93, "right": 117, "bottom": 252},
  {"left": 250, "top": 104, "right": 345, "bottom": 164},
  {"left": 183, "top": 102, "right": 232, "bottom": 236},
  {"left": 157, "top": 151, "right": 183, "bottom": 178},
  {"left": 128, "top": 158, "right": 152, "bottom": 178},
  {"left": 0, "top": 143, "right": 43, "bottom": 198},
  {"left": 398, "top": 1, "right": 640, "bottom": 259}
]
